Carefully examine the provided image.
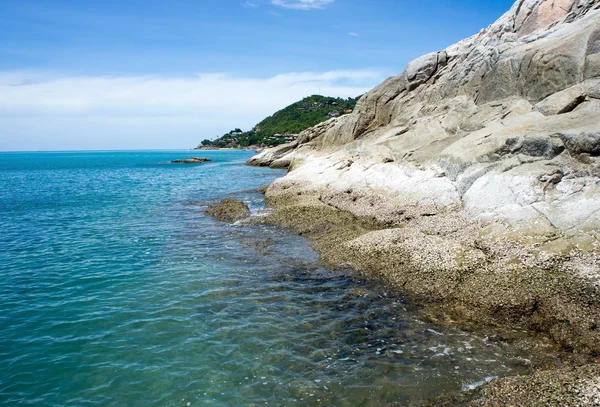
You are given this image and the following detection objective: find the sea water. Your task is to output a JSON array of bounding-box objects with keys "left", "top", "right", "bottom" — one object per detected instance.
[{"left": 1, "top": 150, "right": 534, "bottom": 406}]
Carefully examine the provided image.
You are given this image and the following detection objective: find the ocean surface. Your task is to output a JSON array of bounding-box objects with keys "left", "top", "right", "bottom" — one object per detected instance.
[{"left": 1, "top": 150, "right": 535, "bottom": 406}]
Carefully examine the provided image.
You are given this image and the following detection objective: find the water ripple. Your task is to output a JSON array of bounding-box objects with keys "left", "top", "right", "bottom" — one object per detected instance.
[{"left": 1, "top": 151, "right": 539, "bottom": 407}]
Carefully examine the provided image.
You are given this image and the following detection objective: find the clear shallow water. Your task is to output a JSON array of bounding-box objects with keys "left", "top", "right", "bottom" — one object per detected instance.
[{"left": 0, "top": 150, "right": 534, "bottom": 406}]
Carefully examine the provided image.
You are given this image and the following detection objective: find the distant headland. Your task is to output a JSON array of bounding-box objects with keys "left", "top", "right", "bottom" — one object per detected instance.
[{"left": 194, "top": 95, "right": 360, "bottom": 150}]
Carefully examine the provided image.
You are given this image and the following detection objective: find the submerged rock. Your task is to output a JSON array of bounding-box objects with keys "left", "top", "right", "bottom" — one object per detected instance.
[
  {"left": 171, "top": 157, "right": 211, "bottom": 164},
  {"left": 205, "top": 198, "right": 249, "bottom": 223}
]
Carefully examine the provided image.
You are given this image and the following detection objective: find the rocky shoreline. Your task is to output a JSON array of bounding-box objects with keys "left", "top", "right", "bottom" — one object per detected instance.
[
  {"left": 246, "top": 190, "right": 598, "bottom": 405},
  {"left": 237, "top": 0, "right": 600, "bottom": 404},
  {"left": 205, "top": 190, "right": 599, "bottom": 404}
]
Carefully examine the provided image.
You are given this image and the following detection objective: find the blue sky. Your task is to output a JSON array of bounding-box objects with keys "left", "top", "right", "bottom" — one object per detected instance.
[{"left": 0, "top": 0, "right": 515, "bottom": 151}]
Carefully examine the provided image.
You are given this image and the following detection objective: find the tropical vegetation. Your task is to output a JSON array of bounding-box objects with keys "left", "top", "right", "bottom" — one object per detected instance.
[{"left": 198, "top": 95, "right": 361, "bottom": 148}]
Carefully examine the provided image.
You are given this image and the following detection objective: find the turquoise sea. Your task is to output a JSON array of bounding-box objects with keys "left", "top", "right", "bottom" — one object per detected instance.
[{"left": 1, "top": 150, "right": 535, "bottom": 406}]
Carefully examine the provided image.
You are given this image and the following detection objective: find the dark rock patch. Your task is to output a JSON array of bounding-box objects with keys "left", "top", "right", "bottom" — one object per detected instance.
[
  {"left": 205, "top": 198, "right": 249, "bottom": 223},
  {"left": 558, "top": 130, "right": 600, "bottom": 155},
  {"left": 171, "top": 157, "right": 211, "bottom": 164}
]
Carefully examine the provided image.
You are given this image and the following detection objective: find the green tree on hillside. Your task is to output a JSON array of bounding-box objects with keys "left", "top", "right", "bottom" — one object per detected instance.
[{"left": 199, "top": 95, "right": 361, "bottom": 148}]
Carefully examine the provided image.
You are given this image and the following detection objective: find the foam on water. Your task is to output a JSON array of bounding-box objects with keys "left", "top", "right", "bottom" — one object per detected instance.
[{"left": 1, "top": 150, "right": 537, "bottom": 406}]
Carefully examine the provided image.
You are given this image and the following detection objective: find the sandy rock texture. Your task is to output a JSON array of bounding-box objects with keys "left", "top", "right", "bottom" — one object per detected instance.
[
  {"left": 426, "top": 363, "right": 600, "bottom": 406},
  {"left": 248, "top": 0, "right": 600, "bottom": 404}
]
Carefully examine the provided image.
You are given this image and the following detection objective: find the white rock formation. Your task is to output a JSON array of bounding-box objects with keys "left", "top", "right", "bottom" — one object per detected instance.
[{"left": 253, "top": 0, "right": 600, "bottom": 244}]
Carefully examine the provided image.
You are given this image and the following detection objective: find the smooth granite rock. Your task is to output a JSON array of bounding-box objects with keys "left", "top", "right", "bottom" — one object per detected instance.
[
  {"left": 245, "top": 142, "right": 297, "bottom": 168},
  {"left": 534, "top": 84, "right": 587, "bottom": 115},
  {"left": 247, "top": 3, "right": 600, "bottom": 400},
  {"left": 251, "top": 0, "right": 600, "bottom": 242}
]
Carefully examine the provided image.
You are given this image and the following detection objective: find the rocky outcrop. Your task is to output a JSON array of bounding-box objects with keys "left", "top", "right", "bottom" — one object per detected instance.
[
  {"left": 246, "top": 118, "right": 346, "bottom": 169},
  {"left": 252, "top": 0, "right": 600, "bottom": 252},
  {"left": 245, "top": 141, "right": 297, "bottom": 169},
  {"left": 248, "top": 0, "right": 600, "bottom": 403},
  {"left": 171, "top": 157, "right": 211, "bottom": 164},
  {"left": 205, "top": 198, "right": 249, "bottom": 223}
]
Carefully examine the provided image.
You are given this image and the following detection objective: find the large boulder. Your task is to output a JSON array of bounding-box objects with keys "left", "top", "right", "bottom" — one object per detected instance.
[
  {"left": 405, "top": 51, "right": 442, "bottom": 90},
  {"left": 245, "top": 141, "right": 297, "bottom": 168},
  {"left": 534, "top": 84, "right": 586, "bottom": 115},
  {"left": 557, "top": 127, "right": 600, "bottom": 155}
]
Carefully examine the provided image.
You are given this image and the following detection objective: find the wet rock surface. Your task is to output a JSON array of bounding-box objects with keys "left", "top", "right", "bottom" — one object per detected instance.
[
  {"left": 255, "top": 193, "right": 600, "bottom": 406},
  {"left": 425, "top": 363, "right": 600, "bottom": 406},
  {"left": 205, "top": 198, "right": 249, "bottom": 223},
  {"left": 171, "top": 157, "right": 211, "bottom": 164}
]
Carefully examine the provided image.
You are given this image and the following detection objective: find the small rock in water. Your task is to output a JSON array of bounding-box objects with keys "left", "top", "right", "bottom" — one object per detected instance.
[
  {"left": 171, "top": 157, "right": 211, "bottom": 164},
  {"left": 205, "top": 198, "right": 250, "bottom": 223}
]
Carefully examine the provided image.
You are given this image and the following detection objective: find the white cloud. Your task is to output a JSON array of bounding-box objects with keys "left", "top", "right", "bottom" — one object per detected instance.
[
  {"left": 271, "top": 0, "right": 334, "bottom": 10},
  {"left": 348, "top": 32, "right": 360, "bottom": 37},
  {"left": 0, "top": 69, "right": 384, "bottom": 150},
  {"left": 243, "top": 1, "right": 260, "bottom": 8}
]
